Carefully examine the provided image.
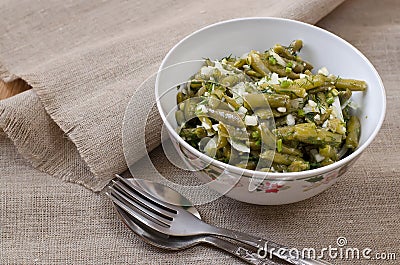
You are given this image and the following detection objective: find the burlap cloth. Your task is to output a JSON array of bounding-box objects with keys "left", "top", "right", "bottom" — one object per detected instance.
[{"left": 1, "top": 0, "right": 399, "bottom": 264}]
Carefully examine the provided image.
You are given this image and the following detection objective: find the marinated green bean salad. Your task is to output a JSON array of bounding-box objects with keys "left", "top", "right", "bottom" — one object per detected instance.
[{"left": 175, "top": 40, "right": 364, "bottom": 172}]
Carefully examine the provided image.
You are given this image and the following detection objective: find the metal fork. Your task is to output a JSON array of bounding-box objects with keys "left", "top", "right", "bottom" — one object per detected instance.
[{"left": 108, "top": 175, "right": 331, "bottom": 265}]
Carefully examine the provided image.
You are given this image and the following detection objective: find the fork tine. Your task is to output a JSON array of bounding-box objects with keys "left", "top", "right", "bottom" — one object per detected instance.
[
  {"left": 111, "top": 180, "right": 175, "bottom": 220},
  {"left": 115, "top": 175, "right": 179, "bottom": 214},
  {"left": 108, "top": 186, "right": 171, "bottom": 228}
]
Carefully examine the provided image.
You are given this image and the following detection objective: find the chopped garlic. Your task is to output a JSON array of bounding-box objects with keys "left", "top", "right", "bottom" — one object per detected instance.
[
  {"left": 269, "top": 50, "right": 287, "bottom": 67},
  {"left": 200, "top": 66, "right": 213, "bottom": 76},
  {"left": 322, "top": 120, "right": 328, "bottom": 128},
  {"left": 315, "top": 153, "right": 325, "bottom": 162},
  {"left": 299, "top": 73, "right": 308, "bottom": 79},
  {"left": 231, "top": 82, "right": 246, "bottom": 97},
  {"left": 245, "top": 115, "right": 258, "bottom": 126},
  {"left": 310, "top": 149, "right": 325, "bottom": 163},
  {"left": 212, "top": 124, "right": 219, "bottom": 131},
  {"left": 277, "top": 107, "right": 287, "bottom": 113},
  {"left": 318, "top": 67, "right": 329, "bottom": 76},
  {"left": 196, "top": 105, "right": 207, "bottom": 114},
  {"left": 238, "top": 106, "right": 248, "bottom": 114},
  {"left": 302, "top": 106, "right": 311, "bottom": 114},
  {"left": 314, "top": 114, "right": 321, "bottom": 121},
  {"left": 331, "top": 96, "right": 344, "bottom": 122},
  {"left": 308, "top": 100, "right": 317, "bottom": 107},
  {"left": 286, "top": 114, "right": 295, "bottom": 126},
  {"left": 269, "top": 72, "right": 280, "bottom": 85},
  {"left": 202, "top": 121, "right": 211, "bottom": 130},
  {"left": 213, "top": 61, "right": 230, "bottom": 75}
]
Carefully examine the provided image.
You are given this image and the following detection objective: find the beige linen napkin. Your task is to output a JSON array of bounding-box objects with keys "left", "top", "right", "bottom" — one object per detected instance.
[{"left": 0, "top": 0, "right": 346, "bottom": 191}]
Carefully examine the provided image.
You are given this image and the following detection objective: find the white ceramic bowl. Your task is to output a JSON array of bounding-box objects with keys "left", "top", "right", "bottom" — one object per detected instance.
[{"left": 155, "top": 17, "right": 386, "bottom": 205}]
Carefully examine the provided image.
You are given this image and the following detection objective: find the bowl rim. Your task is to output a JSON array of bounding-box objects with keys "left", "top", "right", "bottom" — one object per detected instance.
[{"left": 155, "top": 17, "right": 386, "bottom": 181}]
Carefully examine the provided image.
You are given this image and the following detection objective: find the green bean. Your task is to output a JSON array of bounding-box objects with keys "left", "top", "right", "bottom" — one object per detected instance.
[
  {"left": 330, "top": 77, "right": 367, "bottom": 91},
  {"left": 205, "top": 97, "right": 218, "bottom": 110},
  {"left": 205, "top": 59, "right": 214, "bottom": 67},
  {"left": 216, "top": 135, "right": 228, "bottom": 149},
  {"left": 273, "top": 44, "right": 297, "bottom": 60},
  {"left": 184, "top": 97, "right": 202, "bottom": 120},
  {"left": 275, "top": 116, "right": 288, "bottom": 127},
  {"left": 203, "top": 107, "right": 243, "bottom": 128},
  {"left": 221, "top": 123, "right": 249, "bottom": 141},
  {"left": 289, "top": 39, "right": 303, "bottom": 53},
  {"left": 265, "top": 63, "right": 300, "bottom": 79},
  {"left": 248, "top": 140, "right": 261, "bottom": 151},
  {"left": 288, "top": 160, "right": 310, "bottom": 172},
  {"left": 180, "top": 127, "right": 207, "bottom": 140},
  {"left": 320, "top": 158, "right": 334, "bottom": 166},
  {"left": 198, "top": 116, "right": 213, "bottom": 130},
  {"left": 243, "top": 94, "right": 269, "bottom": 109},
  {"left": 190, "top": 80, "right": 203, "bottom": 90},
  {"left": 196, "top": 86, "right": 207, "bottom": 97},
  {"left": 211, "top": 85, "right": 226, "bottom": 99},
  {"left": 175, "top": 110, "right": 185, "bottom": 126},
  {"left": 317, "top": 108, "right": 332, "bottom": 126},
  {"left": 223, "top": 95, "right": 240, "bottom": 110},
  {"left": 308, "top": 85, "right": 334, "bottom": 94},
  {"left": 264, "top": 94, "right": 291, "bottom": 108},
  {"left": 342, "top": 105, "right": 351, "bottom": 121},
  {"left": 316, "top": 92, "right": 328, "bottom": 109},
  {"left": 295, "top": 123, "right": 343, "bottom": 146},
  {"left": 274, "top": 125, "right": 295, "bottom": 141},
  {"left": 272, "top": 83, "right": 306, "bottom": 98},
  {"left": 275, "top": 40, "right": 314, "bottom": 70},
  {"left": 281, "top": 144, "right": 303, "bottom": 157},
  {"left": 260, "top": 150, "right": 305, "bottom": 166},
  {"left": 291, "top": 62, "right": 305, "bottom": 73},
  {"left": 177, "top": 91, "right": 186, "bottom": 104},
  {"left": 222, "top": 146, "right": 231, "bottom": 160},
  {"left": 220, "top": 75, "right": 240, "bottom": 88},
  {"left": 254, "top": 108, "right": 274, "bottom": 119},
  {"left": 233, "top": 58, "right": 246, "bottom": 68},
  {"left": 275, "top": 123, "right": 343, "bottom": 146},
  {"left": 244, "top": 93, "right": 291, "bottom": 109},
  {"left": 271, "top": 163, "right": 288, "bottom": 172},
  {"left": 245, "top": 69, "right": 263, "bottom": 78},
  {"left": 345, "top": 116, "right": 361, "bottom": 149},
  {"left": 293, "top": 74, "right": 325, "bottom": 90},
  {"left": 327, "top": 118, "right": 346, "bottom": 135},
  {"left": 259, "top": 122, "right": 276, "bottom": 149},
  {"left": 248, "top": 51, "right": 270, "bottom": 76},
  {"left": 295, "top": 57, "right": 314, "bottom": 71},
  {"left": 339, "top": 88, "right": 352, "bottom": 104},
  {"left": 217, "top": 123, "right": 229, "bottom": 138},
  {"left": 319, "top": 145, "right": 338, "bottom": 161},
  {"left": 236, "top": 161, "right": 257, "bottom": 170}
]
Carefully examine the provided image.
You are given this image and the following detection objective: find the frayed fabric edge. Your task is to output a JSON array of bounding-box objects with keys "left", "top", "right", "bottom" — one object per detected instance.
[{"left": 0, "top": 89, "right": 112, "bottom": 192}]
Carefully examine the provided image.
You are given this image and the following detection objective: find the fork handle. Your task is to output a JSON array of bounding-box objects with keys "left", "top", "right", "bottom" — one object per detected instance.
[
  {"left": 203, "top": 236, "right": 280, "bottom": 265},
  {"left": 207, "top": 226, "right": 332, "bottom": 265}
]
